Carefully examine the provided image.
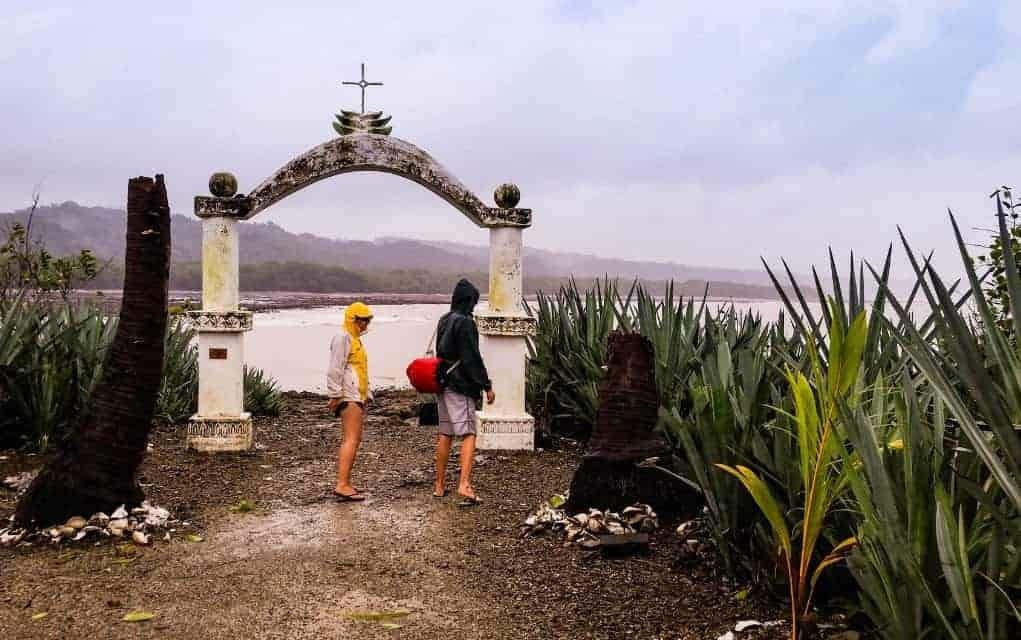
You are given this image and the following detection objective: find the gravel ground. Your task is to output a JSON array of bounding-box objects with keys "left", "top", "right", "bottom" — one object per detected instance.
[{"left": 0, "top": 390, "right": 789, "bottom": 639}]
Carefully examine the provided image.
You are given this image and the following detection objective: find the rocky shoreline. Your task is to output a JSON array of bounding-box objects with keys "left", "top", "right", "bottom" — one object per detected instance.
[{"left": 70, "top": 290, "right": 462, "bottom": 314}]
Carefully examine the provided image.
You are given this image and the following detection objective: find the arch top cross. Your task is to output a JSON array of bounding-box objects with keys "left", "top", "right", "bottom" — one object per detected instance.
[{"left": 342, "top": 63, "right": 383, "bottom": 114}]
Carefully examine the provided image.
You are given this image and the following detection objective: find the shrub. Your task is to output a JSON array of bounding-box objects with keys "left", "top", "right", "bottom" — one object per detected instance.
[
  {"left": 244, "top": 365, "right": 285, "bottom": 416},
  {"left": 0, "top": 300, "right": 282, "bottom": 451}
]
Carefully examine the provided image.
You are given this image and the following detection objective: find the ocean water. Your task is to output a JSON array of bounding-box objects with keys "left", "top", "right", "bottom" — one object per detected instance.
[{"left": 244, "top": 300, "right": 821, "bottom": 392}]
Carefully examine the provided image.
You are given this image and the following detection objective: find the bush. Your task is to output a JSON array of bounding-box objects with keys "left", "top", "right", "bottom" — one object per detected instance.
[
  {"left": 0, "top": 299, "right": 283, "bottom": 451},
  {"left": 0, "top": 299, "right": 114, "bottom": 451},
  {"left": 154, "top": 318, "right": 199, "bottom": 425},
  {"left": 528, "top": 203, "right": 1021, "bottom": 638},
  {"left": 244, "top": 365, "right": 285, "bottom": 416}
]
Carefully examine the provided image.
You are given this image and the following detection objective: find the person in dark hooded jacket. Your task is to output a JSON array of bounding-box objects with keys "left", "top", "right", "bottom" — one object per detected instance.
[{"left": 433, "top": 278, "right": 494, "bottom": 504}]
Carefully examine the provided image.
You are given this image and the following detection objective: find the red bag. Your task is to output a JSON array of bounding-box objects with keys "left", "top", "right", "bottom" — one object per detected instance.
[{"left": 406, "top": 357, "right": 444, "bottom": 394}]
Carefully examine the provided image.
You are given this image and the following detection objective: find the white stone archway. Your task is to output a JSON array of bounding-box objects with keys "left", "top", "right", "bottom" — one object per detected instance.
[{"left": 186, "top": 120, "right": 535, "bottom": 452}]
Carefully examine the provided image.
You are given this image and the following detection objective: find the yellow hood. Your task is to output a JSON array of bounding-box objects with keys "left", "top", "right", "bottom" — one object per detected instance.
[{"left": 344, "top": 302, "right": 373, "bottom": 337}]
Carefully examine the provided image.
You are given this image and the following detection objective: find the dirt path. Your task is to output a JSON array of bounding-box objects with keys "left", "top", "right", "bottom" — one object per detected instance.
[{"left": 1, "top": 391, "right": 784, "bottom": 639}]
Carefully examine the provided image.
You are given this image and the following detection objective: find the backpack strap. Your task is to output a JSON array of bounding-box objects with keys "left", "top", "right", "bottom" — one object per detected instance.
[{"left": 425, "top": 323, "right": 439, "bottom": 357}]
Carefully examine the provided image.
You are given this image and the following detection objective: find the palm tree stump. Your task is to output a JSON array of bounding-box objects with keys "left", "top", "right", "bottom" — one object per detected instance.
[
  {"left": 564, "top": 331, "right": 698, "bottom": 515},
  {"left": 16, "top": 175, "right": 171, "bottom": 527}
]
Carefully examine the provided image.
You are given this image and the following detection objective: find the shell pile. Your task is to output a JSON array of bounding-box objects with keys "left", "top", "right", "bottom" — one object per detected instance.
[
  {"left": 523, "top": 499, "right": 659, "bottom": 548},
  {"left": 3, "top": 471, "right": 37, "bottom": 493},
  {"left": 0, "top": 501, "right": 173, "bottom": 548}
]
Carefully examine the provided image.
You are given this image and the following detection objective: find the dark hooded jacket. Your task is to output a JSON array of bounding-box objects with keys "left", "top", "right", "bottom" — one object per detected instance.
[{"left": 436, "top": 279, "right": 491, "bottom": 398}]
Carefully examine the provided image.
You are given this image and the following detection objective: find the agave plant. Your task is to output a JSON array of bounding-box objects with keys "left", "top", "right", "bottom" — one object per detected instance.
[
  {"left": 858, "top": 204, "right": 1021, "bottom": 638},
  {"left": 662, "top": 306, "right": 788, "bottom": 574},
  {"left": 244, "top": 365, "right": 285, "bottom": 416},
  {"left": 0, "top": 300, "right": 115, "bottom": 451},
  {"left": 525, "top": 278, "right": 621, "bottom": 438},
  {"left": 154, "top": 317, "right": 199, "bottom": 425}
]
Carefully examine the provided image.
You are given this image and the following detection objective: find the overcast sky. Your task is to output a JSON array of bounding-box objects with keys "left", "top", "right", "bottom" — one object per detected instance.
[{"left": 3, "top": 1, "right": 1020, "bottom": 272}]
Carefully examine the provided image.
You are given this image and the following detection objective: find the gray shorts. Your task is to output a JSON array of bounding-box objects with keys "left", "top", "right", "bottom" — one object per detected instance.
[{"left": 437, "top": 390, "right": 477, "bottom": 437}]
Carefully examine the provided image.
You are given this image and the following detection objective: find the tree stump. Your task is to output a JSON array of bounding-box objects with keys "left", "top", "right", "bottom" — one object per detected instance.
[
  {"left": 16, "top": 175, "right": 171, "bottom": 526},
  {"left": 564, "top": 331, "right": 699, "bottom": 515}
]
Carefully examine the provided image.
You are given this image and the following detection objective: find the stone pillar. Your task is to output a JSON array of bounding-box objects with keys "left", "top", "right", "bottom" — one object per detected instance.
[
  {"left": 187, "top": 174, "right": 254, "bottom": 452},
  {"left": 476, "top": 184, "right": 536, "bottom": 450}
]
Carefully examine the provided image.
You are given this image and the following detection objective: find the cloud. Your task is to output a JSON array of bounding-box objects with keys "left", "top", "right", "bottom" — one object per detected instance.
[{"left": 1, "top": 1, "right": 1019, "bottom": 276}]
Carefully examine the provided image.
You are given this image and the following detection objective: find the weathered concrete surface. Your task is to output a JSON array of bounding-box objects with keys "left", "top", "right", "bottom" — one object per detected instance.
[
  {"left": 186, "top": 414, "right": 253, "bottom": 452},
  {"left": 192, "top": 215, "right": 252, "bottom": 451},
  {"left": 486, "top": 227, "right": 523, "bottom": 316},
  {"left": 476, "top": 225, "right": 534, "bottom": 450},
  {"left": 200, "top": 217, "right": 239, "bottom": 312},
  {"left": 196, "top": 332, "right": 245, "bottom": 417},
  {"left": 244, "top": 134, "right": 530, "bottom": 228}
]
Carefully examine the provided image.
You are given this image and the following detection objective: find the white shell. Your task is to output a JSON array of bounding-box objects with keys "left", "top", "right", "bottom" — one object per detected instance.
[
  {"left": 111, "top": 505, "right": 128, "bottom": 519},
  {"left": 108, "top": 518, "right": 128, "bottom": 531},
  {"left": 132, "top": 531, "right": 150, "bottom": 545},
  {"left": 627, "top": 514, "right": 646, "bottom": 526}
]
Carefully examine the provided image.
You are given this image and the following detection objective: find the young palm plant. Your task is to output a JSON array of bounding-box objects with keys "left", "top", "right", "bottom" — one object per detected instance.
[{"left": 718, "top": 308, "right": 865, "bottom": 640}]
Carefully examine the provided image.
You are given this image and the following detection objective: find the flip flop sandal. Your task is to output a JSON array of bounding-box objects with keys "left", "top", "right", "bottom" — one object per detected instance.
[
  {"left": 457, "top": 495, "right": 482, "bottom": 507},
  {"left": 432, "top": 490, "right": 449, "bottom": 498},
  {"left": 334, "top": 491, "right": 366, "bottom": 502}
]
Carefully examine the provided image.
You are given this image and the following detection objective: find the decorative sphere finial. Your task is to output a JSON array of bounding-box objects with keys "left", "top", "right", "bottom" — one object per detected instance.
[
  {"left": 494, "top": 183, "right": 520, "bottom": 209},
  {"left": 209, "top": 172, "right": 238, "bottom": 198}
]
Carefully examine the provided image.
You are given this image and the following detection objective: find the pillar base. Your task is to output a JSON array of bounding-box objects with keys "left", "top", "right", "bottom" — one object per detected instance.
[
  {"left": 186, "top": 413, "right": 253, "bottom": 453},
  {"left": 476, "top": 413, "right": 535, "bottom": 451}
]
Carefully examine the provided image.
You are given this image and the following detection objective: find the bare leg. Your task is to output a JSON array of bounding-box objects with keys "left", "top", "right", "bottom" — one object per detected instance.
[
  {"left": 435, "top": 434, "right": 453, "bottom": 496},
  {"left": 335, "top": 403, "right": 364, "bottom": 496},
  {"left": 458, "top": 435, "right": 477, "bottom": 499}
]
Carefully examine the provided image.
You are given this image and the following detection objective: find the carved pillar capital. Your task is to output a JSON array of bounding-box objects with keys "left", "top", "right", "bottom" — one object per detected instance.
[
  {"left": 481, "top": 207, "right": 532, "bottom": 228},
  {"left": 186, "top": 310, "right": 253, "bottom": 332}
]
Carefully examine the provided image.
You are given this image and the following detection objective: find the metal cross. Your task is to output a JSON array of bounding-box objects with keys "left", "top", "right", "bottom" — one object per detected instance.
[{"left": 342, "top": 63, "right": 383, "bottom": 114}]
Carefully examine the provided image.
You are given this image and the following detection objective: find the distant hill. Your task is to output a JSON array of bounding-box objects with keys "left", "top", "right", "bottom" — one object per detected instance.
[{"left": 1, "top": 201, "right": 791, "bottom": 298}]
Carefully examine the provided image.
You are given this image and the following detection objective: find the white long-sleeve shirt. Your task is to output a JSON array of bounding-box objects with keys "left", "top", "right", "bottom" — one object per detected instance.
[{"left": 326, "top": 332, "right": 372, "bottom": 402}]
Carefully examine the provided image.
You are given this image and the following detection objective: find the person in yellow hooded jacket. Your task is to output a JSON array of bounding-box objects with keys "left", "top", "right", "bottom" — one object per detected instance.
[{"left": 326, "top": 302, "right": 373, "bottom": 501}]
